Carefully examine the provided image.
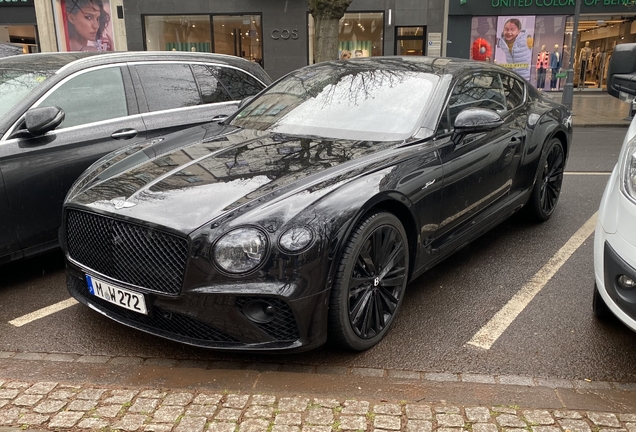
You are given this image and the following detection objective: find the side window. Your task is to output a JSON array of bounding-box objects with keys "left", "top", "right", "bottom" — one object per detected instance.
[
  {"left": 136, "top": 64, "right": 201, "bottom": 112},
  {"left": 213, "top": 66, "right": 265, "bottom": 100},
  {"left": 39, "top": 67, "right": 128, "bottom": 128},
  {"left": 191, "top": 64, "right": 232, "bottom": 104},
  {"left": 501, "top": 74, "right": 525, "bottom": 110},
  {"left": 439, "top": 73, "right": 507, "bottom": 134}
]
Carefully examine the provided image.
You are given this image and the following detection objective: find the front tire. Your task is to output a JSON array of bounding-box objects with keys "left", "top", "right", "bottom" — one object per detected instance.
[
  {"left": 527, "top": 138, "right": 565, "bottom": 222},
  {"left": 328, "top": 211, "right": 409, "bottom": 351}
]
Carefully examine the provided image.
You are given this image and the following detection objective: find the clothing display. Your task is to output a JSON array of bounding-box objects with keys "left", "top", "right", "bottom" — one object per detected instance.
[
  {"left": 549, "top": 49, "right": 560, "bottom": 90},
  {"left": 578, "top": 45, "right": 591, "bottom": 85},
  {"left": 536, "top": 50, "right": 549, "bottom": 89}
]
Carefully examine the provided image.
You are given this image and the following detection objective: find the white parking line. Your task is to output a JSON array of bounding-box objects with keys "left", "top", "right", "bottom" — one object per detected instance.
[
  {"left": 564, "top": 172, "right": 611, "bottom": 175},
  {"left": 466, "top": 212, "right": 598, "bottom": 350},
  {"left": 8, "top": 298, "right": 78, "bottom": 327}
]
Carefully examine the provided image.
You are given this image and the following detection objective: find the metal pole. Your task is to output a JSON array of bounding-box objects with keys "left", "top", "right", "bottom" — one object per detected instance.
[{"left": 561, "top": 0, "right": 581, "bottom": 110}]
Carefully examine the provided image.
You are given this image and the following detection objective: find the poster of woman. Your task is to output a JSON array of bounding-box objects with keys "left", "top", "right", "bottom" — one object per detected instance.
[
  {"left": 62, "top": 0, "right": 115, "bottom": 52},
  {"left": 495, "top": 16, "right": 535, "bottom": 81}
]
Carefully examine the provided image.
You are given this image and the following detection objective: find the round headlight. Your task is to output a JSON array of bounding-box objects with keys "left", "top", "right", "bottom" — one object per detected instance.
[
  {"left": 279, "top": 227, "right": 313, "bottom": 252},
  {"left": 213, "top": 228, "right": 268, "bottom": 274}
]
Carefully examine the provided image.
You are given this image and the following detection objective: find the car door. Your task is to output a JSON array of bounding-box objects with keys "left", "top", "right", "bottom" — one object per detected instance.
[
  {"left": 0, "top": 64, "right": 145, "bottom": 252},
  {"left": 434, "top": 71, "right": 522, "bottom": 242},
  {"left": 132, "top": 62, "right": 265, "bottom": 138},
  {"left": 0, "top": 169, "right": 19, "bottom": 261}
]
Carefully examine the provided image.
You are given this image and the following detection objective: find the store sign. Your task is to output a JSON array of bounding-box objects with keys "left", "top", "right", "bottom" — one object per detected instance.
[
  {"left": 490, "top": 0, "right": 632, "bottom": 7},
  {"left": 271, "top": 29, "right": 299, "bottom": 40},
  {"left": 0, "top": 0, "right": 34, "bottom": 5}
]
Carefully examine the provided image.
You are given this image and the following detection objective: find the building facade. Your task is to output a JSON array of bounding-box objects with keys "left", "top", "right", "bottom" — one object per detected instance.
[
  {"left": 447, "top": 0, "right": 636, "bottom": 90},
  {"left": 121, "top": 0, "right": 446, "bottom": 79},
  {"left": 0, "top": 0, "right": 39, "bottom": 53}
]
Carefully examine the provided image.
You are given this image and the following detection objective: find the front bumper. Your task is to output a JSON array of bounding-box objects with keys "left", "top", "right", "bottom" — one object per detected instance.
[
  {"left": 66, "top": 262, "right": 329, "bottom": 353},
  {"left": 594, "top": 167, "right": 636, "bottom": 332}
]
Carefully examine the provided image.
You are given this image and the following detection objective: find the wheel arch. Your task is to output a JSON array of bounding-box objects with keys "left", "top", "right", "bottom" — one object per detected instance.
[{"left": 326, "top": 192, "right": 420, "bottom": 294}]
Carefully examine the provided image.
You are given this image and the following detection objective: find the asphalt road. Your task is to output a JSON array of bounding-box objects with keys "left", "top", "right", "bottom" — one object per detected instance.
[{"left": 1, "top": 127, "right": 635, "bottom": 383}]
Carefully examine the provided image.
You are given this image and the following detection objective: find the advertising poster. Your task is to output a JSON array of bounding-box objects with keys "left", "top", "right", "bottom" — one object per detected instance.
[
  {"left": 495, "top": 15, "right": 536, "bottom": 81},
  {"left": 470, "top": 17, "right": 497, "bottom": 62},
  {"left": 61, "top": 0, "right": 115, "bottom": 52},
  {"left": 530, "top": 16, "right": 567, "bottom": 90}
]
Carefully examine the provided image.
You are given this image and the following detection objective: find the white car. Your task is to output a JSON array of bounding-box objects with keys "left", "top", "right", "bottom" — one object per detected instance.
[{"left": 594, "top": 43, "right": 636, "bottom": 328}]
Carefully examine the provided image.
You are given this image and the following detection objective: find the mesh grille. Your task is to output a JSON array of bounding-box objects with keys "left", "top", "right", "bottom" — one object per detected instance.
[
  {"left": 236, "top": 297, "right": 299, "bottom": 341},
  {"left": 68, "top": 275, "right": 238, "bottom": 343},
  {"left": 66, "top": 209, "right": 188, "bottom": 295}
]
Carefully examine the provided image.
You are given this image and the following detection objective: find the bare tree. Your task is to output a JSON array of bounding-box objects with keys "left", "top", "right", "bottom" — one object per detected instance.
[{"left": 308, "top": 0, "right": 353, "bottom": 63}]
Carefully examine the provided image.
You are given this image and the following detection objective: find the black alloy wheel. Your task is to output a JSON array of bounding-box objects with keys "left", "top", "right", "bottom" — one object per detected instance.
[
  {"left": 329, "top": 211, "right": 409, "bottom": 351},
  {"left": 527, "top": 138, "right": 565, "bottom": 221}
]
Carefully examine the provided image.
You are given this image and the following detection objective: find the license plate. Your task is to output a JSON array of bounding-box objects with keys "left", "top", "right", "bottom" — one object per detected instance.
[{"left": 85, "top": 275, "right": 148, "bottom": 315}]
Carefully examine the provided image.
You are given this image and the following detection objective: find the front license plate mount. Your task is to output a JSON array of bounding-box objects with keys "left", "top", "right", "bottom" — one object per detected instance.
[{"left": 85, "top": 274, "right": 148, "bottom": 315}]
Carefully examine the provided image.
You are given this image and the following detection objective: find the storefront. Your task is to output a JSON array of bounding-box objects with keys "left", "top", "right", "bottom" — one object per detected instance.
[
  {"left": 122, "top": 0, "right": 445, "bottom": 79},
  {"left": 448, "top": 0, "right": 636, "bottom": 90},
  {"left": 0, "top": 0, "right": 39, "bottom": 54}
]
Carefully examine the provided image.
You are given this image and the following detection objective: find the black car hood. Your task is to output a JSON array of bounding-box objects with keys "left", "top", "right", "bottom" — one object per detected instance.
[{"left": 68, "top": 126, "right": 406, "bottom": 233}]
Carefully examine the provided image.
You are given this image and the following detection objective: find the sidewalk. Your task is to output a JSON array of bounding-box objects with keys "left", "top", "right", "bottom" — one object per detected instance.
[
  {"left": 2, "top": 351, "right": 636, "bottom": 431},
  {"left": 544, "top": 91, "right": 633, "bottom": 127}
]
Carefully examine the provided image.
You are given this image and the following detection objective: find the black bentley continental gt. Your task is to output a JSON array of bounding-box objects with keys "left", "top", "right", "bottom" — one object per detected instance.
[{"left": 62, "top": 57, "right": 572, "bottom": 352}]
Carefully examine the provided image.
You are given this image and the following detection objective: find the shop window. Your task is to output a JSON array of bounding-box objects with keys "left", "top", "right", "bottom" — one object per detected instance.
[
  {"left": 135, "top": 64, "right": 200, "bottom": 112},
  {"left": 144, "top": 15, "right": 211, "bottom": 52},
  {"left": 395, "top": 27, "right": 425, "bottom": 56},
  {"left": 308, "top": 12, "right": 384, "bottom": 63},
  {"left": 39, "top": 67, "right": 127, "bottom": 128},
  {"left": 212, "top": 15, "right": 262, "bottom": 65}
]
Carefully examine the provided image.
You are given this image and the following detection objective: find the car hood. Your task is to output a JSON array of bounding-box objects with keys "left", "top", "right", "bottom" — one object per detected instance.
[{"left": 67, "top": 126, "right": 406, "bottom": 233}]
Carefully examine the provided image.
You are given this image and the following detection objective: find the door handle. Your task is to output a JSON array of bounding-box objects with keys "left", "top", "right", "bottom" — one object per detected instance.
[
  {"left": 211, "top": 115, "right": 229, "bottom": 123},
  {"left": 111, "top": 129, "right": 138, "bottom": 140},
  {"left": 507, "top": 136, "right": 521, "bottom": 146}
]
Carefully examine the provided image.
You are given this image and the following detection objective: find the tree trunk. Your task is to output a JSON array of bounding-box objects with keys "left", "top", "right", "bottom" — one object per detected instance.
[
  {"left": 314, "top": 16, "right": 340, "bottom": 63},
  {"left": 308, "top": 0, "right": 353, "bottom": 63}
]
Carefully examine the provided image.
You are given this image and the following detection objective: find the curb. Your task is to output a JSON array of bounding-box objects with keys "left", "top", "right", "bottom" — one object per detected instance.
[{"left": 2, "top": 351, "right": 635, "bottom": 392}]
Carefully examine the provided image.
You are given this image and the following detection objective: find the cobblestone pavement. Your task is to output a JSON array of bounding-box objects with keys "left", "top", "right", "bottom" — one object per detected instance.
[{"left": 1, "top": 378, "right": 636, "bottom": 432}]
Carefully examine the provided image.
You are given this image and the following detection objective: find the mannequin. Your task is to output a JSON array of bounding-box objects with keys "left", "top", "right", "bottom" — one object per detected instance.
[
  {"left": 536, "top": 44, "right": 549, "bottom": 89},
  {"left": 578, "top": 41, "right": 591, "bottom": 87},
  {"left": 592, "top": 47, "right": 602, "bottom": 85},
  {"left": 559, "top": 44, "right": 570, "bottom": 89},
  {"left": 549, "top": 44, "right": 560, "bottom": 90}
]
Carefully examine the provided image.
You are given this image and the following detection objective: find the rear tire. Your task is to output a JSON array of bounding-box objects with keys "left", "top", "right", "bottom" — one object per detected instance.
[
  {"left": 593, "top": 283, "right": 612, "bottom": 320},
  {"left": 526, "top": 138, "right": 565, "bottom": 222},
  {"left": 328, "top": 211, "right": 409, "bottom": 351}
]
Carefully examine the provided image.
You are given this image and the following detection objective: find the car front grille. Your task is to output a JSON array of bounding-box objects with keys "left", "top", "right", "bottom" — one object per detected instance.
[
  {"left": 66, "top": 209, "right": 188, "bottom": 295},
  {"left": 236, "top": 297, "right": 299, "bottom": 341},
  {"left": 68, "top": 275, "right": 238, "bottom": 344}
]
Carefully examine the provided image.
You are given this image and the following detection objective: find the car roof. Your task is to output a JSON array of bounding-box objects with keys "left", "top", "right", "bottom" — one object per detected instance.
[
  {"left": 313, "top": 56, "right": 516, "bottom": 78},
  {"left": 0, "top": 51, "right": 271, "bottom": 84}
]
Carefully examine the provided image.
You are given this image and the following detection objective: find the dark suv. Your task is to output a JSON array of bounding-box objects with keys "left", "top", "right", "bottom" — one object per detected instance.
[{"left": 0, "top": 51, "right": 272, "bottom": 263}]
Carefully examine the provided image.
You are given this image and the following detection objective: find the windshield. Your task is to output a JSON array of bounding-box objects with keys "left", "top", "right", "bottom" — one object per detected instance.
[
  {"left": 231, "top": 64, "right": 439, "bottom": 141},
  {"left": 0, "top": 68, "right": 55, "bottom": 118}
]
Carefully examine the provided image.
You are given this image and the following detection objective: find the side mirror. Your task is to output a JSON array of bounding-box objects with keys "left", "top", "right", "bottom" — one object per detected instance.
[
  {"left": 606, "top": 43, "right": 636, "bottom": 100},
  {"left": 238, "top": 96, "right": 255, "bottom": 110},
  {"left": 451, "top": 107, "right": 503, "bottom": 145},
  {"left": 25, "top": 106, "right": 65, "bottom": 136}
]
